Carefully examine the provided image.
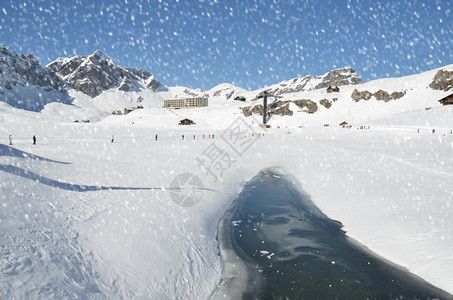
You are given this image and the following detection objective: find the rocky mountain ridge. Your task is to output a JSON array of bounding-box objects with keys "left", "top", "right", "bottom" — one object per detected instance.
[
  {"left": 266, "top": 67, "right": 364, "bottom": 96},
  {"left": 180, "top": 67, "right": 365, "bottom": 102},
  {"left": 237, "top": 66, "right": 453, "bottom": 120},
  {"left": 0, "top": 45, "right": 66, "bottom": 94},
  {"left": 47, "top": 50, "right": 166, "bottom": 98},
  {"left": 1, "top": 45, "right": 453, "bottom": 121}
]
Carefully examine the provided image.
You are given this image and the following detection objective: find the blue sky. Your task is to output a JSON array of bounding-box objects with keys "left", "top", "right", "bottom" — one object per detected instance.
[{"left": 0, "top": 0, "right": 452, "bottom": 90}]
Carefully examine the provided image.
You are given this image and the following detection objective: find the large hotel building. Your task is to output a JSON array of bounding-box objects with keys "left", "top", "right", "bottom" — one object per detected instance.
[{"left": 163, "top": 96, "right": 208, "bottom": 108}]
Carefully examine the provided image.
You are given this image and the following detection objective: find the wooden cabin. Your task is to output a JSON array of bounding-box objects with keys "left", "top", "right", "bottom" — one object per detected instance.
[
  {"left": 438, "top": 93, "right": 453, "bottom": 106},
  {"left": 179, "top": 118, "right": 195, "bottom": 125},
  {"left": 327, "top": 86, "right": 340, "bottom": 93}
]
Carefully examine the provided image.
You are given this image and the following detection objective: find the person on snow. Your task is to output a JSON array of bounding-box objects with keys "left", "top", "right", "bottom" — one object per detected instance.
[
  {"left": 155, "top": 134, "right": 158, "bottom": 141},
  {"left": 111, "top": 135, "right": 114, "bottom": 143},
  {"left": 33, "top": 135, "right": 36, "bottom": 145},
  {"left": 9, "top": 135, "right": 12, "bottom": 145}
]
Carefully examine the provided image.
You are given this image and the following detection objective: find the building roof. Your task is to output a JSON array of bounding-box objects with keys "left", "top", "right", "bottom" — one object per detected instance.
[{"left": 438, "top": 93, "right": 453, "bottom": 102}]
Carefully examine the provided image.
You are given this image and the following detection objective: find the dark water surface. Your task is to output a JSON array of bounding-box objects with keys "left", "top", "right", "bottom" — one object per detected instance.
[{"left": 211, "top": 168, "right": 452, "bottom": 299}]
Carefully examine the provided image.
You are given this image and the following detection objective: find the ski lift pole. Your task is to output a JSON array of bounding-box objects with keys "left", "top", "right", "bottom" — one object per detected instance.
[{"left": 263, "top": 91, "right": 268, "bottom": 124}]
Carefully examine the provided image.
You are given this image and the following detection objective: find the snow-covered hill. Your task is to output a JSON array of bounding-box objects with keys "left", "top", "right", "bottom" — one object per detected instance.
[
  {"left": 0, "top": 46, "right": 169, "bottom": 120},
  {"left": 1, "top": 46, "right": 453, "bottom": 298},
  {"left": 233, "top": 64, "right": 453, "bottom": 128},
  {"left": 2, "top": 45, "right": 452, "bottom": 128}
]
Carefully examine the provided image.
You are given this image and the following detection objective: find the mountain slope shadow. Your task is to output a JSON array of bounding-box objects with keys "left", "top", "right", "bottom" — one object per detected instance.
[
  {"left": 1, "top": 88, "right": 74, "bottom": 112},
  {"left": 0, "top": 144, "right": 70, "bottom": 164},
  {"left": 0, "top": 164, "right": 163, "bottom": 192},
  {"left": 0, "top": 145, "right": 218, "bottom": 194}
]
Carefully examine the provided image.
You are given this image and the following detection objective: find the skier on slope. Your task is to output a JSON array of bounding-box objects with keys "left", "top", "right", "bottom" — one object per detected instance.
[{"left": 33, "top": 135, "right": 36, "bottom": 145}]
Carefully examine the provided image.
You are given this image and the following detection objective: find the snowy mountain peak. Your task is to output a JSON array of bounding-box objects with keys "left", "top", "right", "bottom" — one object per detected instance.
[
  {"left": 0, "top": 45, "right": 70, "bottom": 111},
  {"left": 90, "top": 49, "right": 112, "bottom": 61},
  {"left": 266, "top": 67, "right": 364, "bottom": 96},
  {"left": 48, "top": 50, "right": 166, "bottom": 97},
  {"left": 314, "top": 67, "right": 364, "bottom": 89},
  {"left": 209, "top": 83, "right": 246, "bottom": 100},
  {"left": 0, "top": 45, "right": 66, "bottom": 92}
]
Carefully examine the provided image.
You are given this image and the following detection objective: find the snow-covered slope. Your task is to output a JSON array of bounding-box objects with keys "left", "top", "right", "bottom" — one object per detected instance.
[
  {"left": 2, "top": 45, "right": 451, "bottom": 127},
  {"left": 1, "top": 104, "right": 453, "bottom": 298},
  {"left": 1, "top": 47, "right": 453, "bottom": 298},
  {"left": 235, "top": 64, "right": 453, "bottom": 128},
  {"left": 0, "top": 46, "right": 170, "bottom": 120},
  {"left": 265, "top": 66, "right": 364, "bottom": 96}
]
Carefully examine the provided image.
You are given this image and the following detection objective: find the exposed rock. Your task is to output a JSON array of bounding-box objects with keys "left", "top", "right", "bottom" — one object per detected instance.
[
  {"left": 351, "top": 89, "right": 373, "bottom": 102},
  {"left": 118, "top": 76, "right": 140, "bottom": 92},
  {"left": 320, "top": 99, "right": 332, "bottom": 109},
  {"left": 273, "top": 102, "right": 293, "bottom": 116},
  {"left": 0, "top": 45, "right": 66, "bottom": 92},
  {"left": 48, "top": 50, "right": 165, "bottom": 97},
  {"left": 293, "top": 99, "right": 318, "bottom": 113},
  {"left": 183, "top": 88, "right": 200, "bottom": 97},
  {"left": 241, "top": 98, "right": 318, "bottom": 118},
  {"left": 352, "top": 88, "right": 406, "bottom": 102},
  {"left": 265, "top": 67, "right": 364, "bottom": 96},
  {"left": 429, "top": 70, "right": 453, "bottom": 91},
  {"left": 213, "top": 89, "right": 234, "bottom": 99},
  {"left": 373, "top": 90, "right": 391, "bottom": 102},
  {"left": 0, "top": 45, "right": 73, "bottom": 111},
  {"left": 390, "top": 91, "right": 406, "bottom": 99},
  {"left": 273, "top": 76, "right": 312, "bottom": 95},
  {"left": 146, "top": 77, "right": 166, "bottom": 91},
  {"left": 125, "top": 67, "right": 152, "bottom": 80},
  {"left": 313, "top": 67, "right": 364, "bottom": 90},
  {"left": 241, "top": 105, "right": 264, "bottom": 117},
  {"left": 240, "top": 106, "right": 252, "bottom": 117}
]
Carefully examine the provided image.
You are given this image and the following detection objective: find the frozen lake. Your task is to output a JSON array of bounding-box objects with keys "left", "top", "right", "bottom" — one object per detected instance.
[{"left": 212, "top": 168, "right": 452, "bottom": 299}]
